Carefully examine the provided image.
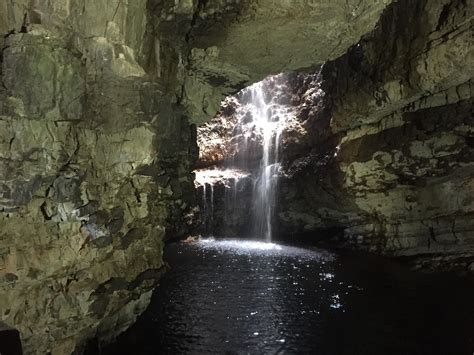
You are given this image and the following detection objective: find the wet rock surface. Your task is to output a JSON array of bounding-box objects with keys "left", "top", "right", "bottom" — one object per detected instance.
[
  {"left": 195, "top": 73, "right": 314, "bottom": 238},
  {"left": 197, "top": 74, "right": 309, "bottom": 169},
  {"left": 195, "top": 168, "right": 253, "bottom": 237}
]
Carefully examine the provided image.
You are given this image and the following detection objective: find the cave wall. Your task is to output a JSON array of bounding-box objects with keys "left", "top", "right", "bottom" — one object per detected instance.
[
  {"left": 278, "top": 0, "right": 474, "bottom": 270},
  {"left": 0, "top": 1, "right": 196, "bottom": 354},
  {"left": 0, "top": 0, "right": 395, "bottom": 353}
]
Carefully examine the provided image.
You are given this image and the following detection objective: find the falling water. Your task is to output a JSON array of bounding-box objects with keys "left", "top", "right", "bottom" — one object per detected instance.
[
  {"left": 243, "top": 82, "right": 284, "bottom": 241},
  {"left": 196, "top": 74, "right": 291, "bottom": 241}
]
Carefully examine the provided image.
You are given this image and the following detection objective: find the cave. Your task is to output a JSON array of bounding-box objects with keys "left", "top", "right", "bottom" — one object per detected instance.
[{"left": 0, "top": 0, "right": 473, "bottom": 354}]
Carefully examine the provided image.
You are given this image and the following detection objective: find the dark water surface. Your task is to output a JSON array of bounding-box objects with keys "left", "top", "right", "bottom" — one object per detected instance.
[{"left": 102, "top": 239, "right": 474, "bottom": 355}]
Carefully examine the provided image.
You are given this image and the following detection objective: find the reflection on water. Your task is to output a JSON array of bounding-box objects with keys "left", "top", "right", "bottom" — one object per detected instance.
[
  {"left": 101, "top": 239, "right": 474, "bottom": 355},
  {"left": 199, "top": 238, "right": 333, "bottom": 260},
  {"left": 200, "top": 238, "right": 284, "bottom": 250}
]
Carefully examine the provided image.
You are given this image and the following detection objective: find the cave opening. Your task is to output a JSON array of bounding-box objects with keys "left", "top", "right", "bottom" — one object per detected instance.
[
  {"left": 193, "top": 70, "right": 334, "bottom": 246},
  {"left": 195, "top": 72, "right": 310, "bottom": 242}
]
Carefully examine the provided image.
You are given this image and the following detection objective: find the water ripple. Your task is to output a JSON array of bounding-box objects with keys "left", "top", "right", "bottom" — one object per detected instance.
[{"left": 101, "top": 240, "right": 474, "bottom": 355}]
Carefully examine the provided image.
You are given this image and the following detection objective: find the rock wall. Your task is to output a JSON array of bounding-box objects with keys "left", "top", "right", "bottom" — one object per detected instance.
[
  {"left": 277, "top": 0, "right": 474, "bottom": 271},
  {"left": 0, "top": 0, "right": 394, "bottom": 353},
  {"left": 0, "top": 1, "right": 196, "bottom": 354}
]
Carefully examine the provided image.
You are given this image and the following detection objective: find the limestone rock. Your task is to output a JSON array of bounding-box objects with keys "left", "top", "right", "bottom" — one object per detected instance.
[
  {"left": 276, "top": 0, "right": 474, "bottom": 270},
  {"left": 0, "top": 1, "right": 195, "bottom": 353}
]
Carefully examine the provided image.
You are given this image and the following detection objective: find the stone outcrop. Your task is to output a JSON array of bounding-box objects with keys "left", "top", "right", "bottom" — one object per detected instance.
[
  {"left": 197, "top": 74, "right": 308, "bottom": 169},
  {"left": 0, "top": 0, "right": 396, "bottom": 353}
]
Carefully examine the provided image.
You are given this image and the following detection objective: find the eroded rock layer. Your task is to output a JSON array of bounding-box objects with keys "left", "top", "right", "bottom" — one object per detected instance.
[{"left": 277, "top": 0, "right": 474, "bottom": 270}]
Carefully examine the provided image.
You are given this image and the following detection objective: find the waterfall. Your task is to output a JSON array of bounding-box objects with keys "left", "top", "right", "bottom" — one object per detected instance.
[
  {"left": 242, "top": 82, "right": 284, "bottom": 241},
  {"left": 196, "top": 74, "right": 291, "bottom": 241}
]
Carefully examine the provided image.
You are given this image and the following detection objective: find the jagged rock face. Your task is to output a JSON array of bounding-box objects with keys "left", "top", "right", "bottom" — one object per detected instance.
[
  {"left": 276, "top": 0, "right": 474, "bottom": 271},
  {"left": 0, "top": 1, "right": 196, "bottom": 354},
  {"left": 0, "top": 0, "right": 396, "bottom": 353},
  {"left": 196, "top": 97, "right": 240, "bottom": 168}
]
